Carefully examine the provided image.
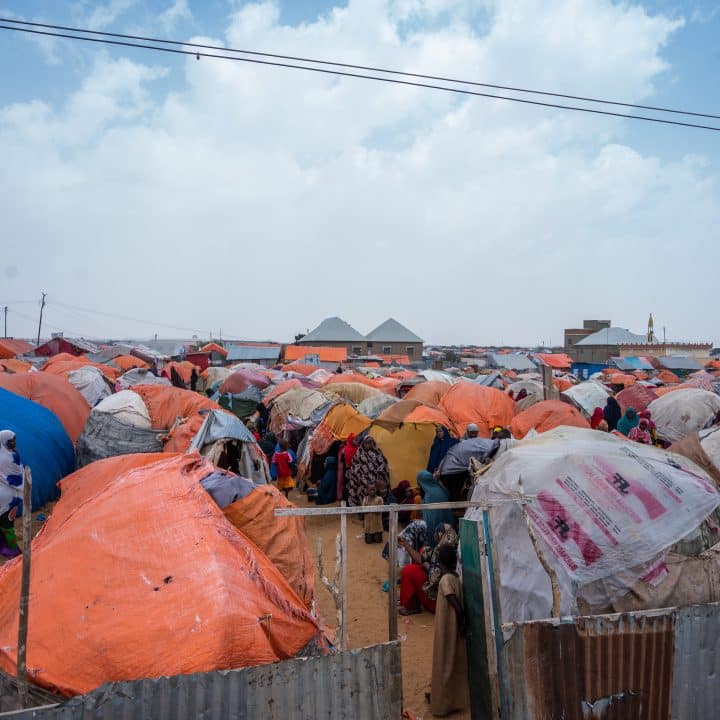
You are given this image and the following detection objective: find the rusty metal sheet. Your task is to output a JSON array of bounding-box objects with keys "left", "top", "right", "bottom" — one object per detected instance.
[
  {"left": 504, "top": 611, "right": 675, "bottom": 720},
  {"left": 670, "top": 604, "right": 720, "bottom": 720},
  {"left": 0, "top": 643, "right": 402, "bottom": 720}
]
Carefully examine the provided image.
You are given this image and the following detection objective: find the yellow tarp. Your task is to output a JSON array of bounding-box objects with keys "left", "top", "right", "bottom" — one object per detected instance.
[
  {"left": 322, "top": 403, "right": 372, "bottom": 439},
  {"left": 369, "top": 422, "right": 436, "bottom": 488}
]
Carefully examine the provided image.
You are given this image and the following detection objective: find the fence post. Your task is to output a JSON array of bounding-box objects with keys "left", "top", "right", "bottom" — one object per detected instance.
[
  {"left": 388, "top": 510, "right": 398, "bottom": 642},
  {"left": 17, "top": 467, "right": 32, "bottom": 709},
  {"left": 340, "top": 501, "right": 348, "bottom": 651}
]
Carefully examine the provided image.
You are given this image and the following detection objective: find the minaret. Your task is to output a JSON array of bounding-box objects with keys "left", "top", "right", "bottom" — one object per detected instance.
[{"left": 648, "top": 313, "right": 655, "bottom": 343}]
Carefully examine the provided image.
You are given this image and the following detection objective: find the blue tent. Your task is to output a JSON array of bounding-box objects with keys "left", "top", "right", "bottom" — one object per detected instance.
[{"left": 0, "top": 387, "right": 74, "bottom": 509}]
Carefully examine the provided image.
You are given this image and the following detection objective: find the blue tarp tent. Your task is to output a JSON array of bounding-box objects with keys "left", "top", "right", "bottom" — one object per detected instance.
[{"left": 0, "top": 387, "right": 74, "bottom": 509}]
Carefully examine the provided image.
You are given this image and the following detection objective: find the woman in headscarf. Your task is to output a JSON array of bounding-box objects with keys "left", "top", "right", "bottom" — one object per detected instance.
[
  {"left": 0, "top": 430, "right": 24, "bottom": 559},
  {"left": 417, "top": 471, "right": 457, "bottom": 544},
  {"left": 427, "top": 427, "right": 458, "bottom": 475},
  {"left": 346, "top": 436, "right": 389, "bottom": 507},
  {"left": 590, "top": 407, "right": 605, "bottom": 430},
  {"left": 317, "top": 456, "right": 338, "bottom": 505},
  {"left": 629, "top": 417, "right": 652, "bottom": 445},
  {"left": 391, "top": 480, "right": 416, "bottom": 525},
  {"left": 397, "top": 523, "right": 459, "bottom": 615},
  {"left": 603, "top": 397, "right": 623, "bottom": 431},
  {"left": 338, "top": 433, "right": 359, "bottom": 501},
  {"left": 639, "top": 410, "right": 658, "bottom": 444},
  {"left": 617, "top": 407, "right": 640, "bottom": 437}
]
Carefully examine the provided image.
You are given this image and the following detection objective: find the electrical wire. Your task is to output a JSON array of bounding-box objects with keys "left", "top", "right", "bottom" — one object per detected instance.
[
  {"left": 2, "top": 16, "right": 718, "bottom": 120},
  {"left": 1, "top": 22, "right": 719, "bottom": 131}
]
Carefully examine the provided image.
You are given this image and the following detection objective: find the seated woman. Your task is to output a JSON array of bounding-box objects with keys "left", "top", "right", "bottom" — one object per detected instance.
[{"left": 397, "top": 523, "right": 459, "bottom": 616}]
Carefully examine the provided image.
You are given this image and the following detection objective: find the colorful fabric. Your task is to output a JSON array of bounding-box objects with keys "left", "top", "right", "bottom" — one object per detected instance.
[
  {"left": 271, "top": 450, "right": 294, "bottom": 479},
  {"left": 417, "top": 471, "right": 456, "bottom": 542},
  {"left": 343, "top": 433, "right": 359, "bottom": 469},
  {"left": 400, "top": 563, "right": 436, "bottom": 613},
  {"left": 617, "top": 408, "right": 640, "bottom": 437},
  {"left": 422, "top": 524, "right": 459, "bottom": 600},
  {"left": 0, "top": 431, "right": 23, "bottom": 519},
  {"left": 603, "top": 397, "right": 623, "bottom": 431},
  {"left": 346, "top": 438, "right": 389, "bottom": 507},
  {"left": 629, "top": 420, "right": 652, "bottom": 445},
  {"left": 590, "top": 407, "right": 605, "bottom": 430},
  {"left": 276, "top": 475, "right": 295, "bottom": 491}
]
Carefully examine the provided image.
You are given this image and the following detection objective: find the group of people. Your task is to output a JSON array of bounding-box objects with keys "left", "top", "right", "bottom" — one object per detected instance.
[
  {"left": 591, "top": 397, "right": 661, "bottom": 446},
  {"left": 0, "top": 430, "right": 23, "bottom": 559}
]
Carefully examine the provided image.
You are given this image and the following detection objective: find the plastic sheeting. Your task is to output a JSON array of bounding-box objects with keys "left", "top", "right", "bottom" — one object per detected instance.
[
  {"left": 439, "top": 383, "right": 517, "bottom": 437},
  {"left": 466, "top": 427, "right": 720, "bottom": 624},
  {"left": 94, "top": 390, "right": 152, "bottom": 429},
  {"left": 322, "top": 382, "right": 382, "bottom": 405},
  {"left": 438, "top": 438, "right": 499, "bottom": 475},
  {"left": 0, "top": 388, "right": 73, "bottom": 509},
  {"left": 67, "top": 366, "right": 111, "bottom": 407},
  {"left": 76, "top": 412, "right": 164, "bottom": 467},
  {"left": 0, "top": 373, "right": 90, "bottom": 444},
  {"left": 404, "top": 381, "right": 451, "bottom": 408},
  {"left": 510, "top": 400, "right": 589, "bottom": 439},
  {"left": 648, "top": 389, "right": 720, "bottom": 443},
  {"left": 132, "top": 385, "right": 223, "bottom": 431},
  {"left": 561, "top": 381, "right": 611, "bottom": 418},
  {"left": 116, "top": 370, "right": 171, "bottom": 392},
  {"left": 357, "top": 394, "right": 398, "bottom": 419},
  {"left": 369, "top": 422, "right": 436, "bottom": 488},
  {"left": 0, "top": 453, "right": 323, "bottom": 697},
  {"left": 616, "top": 384, "right": 659, "bottom": 414}
]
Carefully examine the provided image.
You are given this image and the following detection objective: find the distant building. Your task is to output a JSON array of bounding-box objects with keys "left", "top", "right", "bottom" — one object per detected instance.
[
  {"left": 226, "top": 345, "right": 281, "bottom": 367},
  {"left": 34, "top": 334, "right": 101, "bottom": 357},
  {"left": 296, "top": 316, "right": 423, "bottom": 361},
  {"left": 565, "top": 319, "right": 712, "bottom": 364}
]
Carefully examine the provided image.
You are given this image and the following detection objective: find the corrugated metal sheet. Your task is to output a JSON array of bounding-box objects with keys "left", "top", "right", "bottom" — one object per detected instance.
[
  {"left": 670, "top": 605, "right": 720, "bottom": 720},
  {"left": 0, "top": 643, "right": 402, "bottom": 720},
  {"left": 611, "top": 356, "right": 655, "bottom": 371},
  {"left": 226, "top": 345, "right": 280, "bottom": 362},
  {"left": 657, "top": 356, "right": 703, "bottom": 371},
  {"left": 487, "top": 353, "right": 537, "bottom": 372},
  {"left": 502, "top": 603, "right": 720, "bottom": 720}
]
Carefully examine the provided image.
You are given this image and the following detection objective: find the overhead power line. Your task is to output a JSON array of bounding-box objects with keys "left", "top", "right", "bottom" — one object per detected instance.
[
  {"left": 1, "top": 20, "right": 719, "bottom": 132},
  {"left": 2, "top": 17, "right": 719, "bottom": 121}
]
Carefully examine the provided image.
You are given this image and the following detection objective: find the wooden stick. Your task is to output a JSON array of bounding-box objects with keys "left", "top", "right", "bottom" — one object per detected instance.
[
  {"left": 316, "top": 536, "right": 343, "bottom": 646},
  {"left": 388, "top": 510, "right": 398, "bottom": 642},
  {"left": 17, "top": 467, "right": 32, "bottom": 709},
  {"left": 339, "top": 501, "right": 348, "bottom": 651},
  {"left": 518, "top": 475, "right": 562, "bottom": 618}
]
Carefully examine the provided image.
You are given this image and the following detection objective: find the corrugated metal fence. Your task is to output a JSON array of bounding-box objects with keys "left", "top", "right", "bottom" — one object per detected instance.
[
  {"left": 0, "top": 642, "right": 402, "bottom": 720},
  {"left": 502, "top": 602, "right": 720, "bottom": 720}
]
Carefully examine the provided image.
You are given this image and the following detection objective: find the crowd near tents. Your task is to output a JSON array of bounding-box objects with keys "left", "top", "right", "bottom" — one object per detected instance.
[{"left": 1, "top": 336, "right": 720, "bottom": 703}]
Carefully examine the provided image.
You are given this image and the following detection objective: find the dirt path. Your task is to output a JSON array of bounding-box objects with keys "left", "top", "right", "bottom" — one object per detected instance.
[{"left": 294, "top": 491, "right": 469, "bottom": 719}]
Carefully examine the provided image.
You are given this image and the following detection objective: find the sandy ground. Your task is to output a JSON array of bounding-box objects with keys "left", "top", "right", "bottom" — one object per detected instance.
[{"left": 292, "top": 491, "right": 470, "bottom": 720}]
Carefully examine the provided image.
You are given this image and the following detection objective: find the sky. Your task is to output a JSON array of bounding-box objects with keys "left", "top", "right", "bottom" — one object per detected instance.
[{"left": 0, "top": 0, "right": 719, "bottom": 346}]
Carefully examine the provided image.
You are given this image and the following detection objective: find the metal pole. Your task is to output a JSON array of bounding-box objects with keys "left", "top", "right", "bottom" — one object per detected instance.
[
  {"left": 3, "top": 305, "right": 7, "bottom": 338},
  {"left": 17, "top": 467, "right": 32, "bottom": 709},
  {"left": 35, "top": 292, "right": 46, "bottom": 347},
  {"left": 340, "top": 501, "right": 348, "bottom": 651},
  {"left": 388, "top": 510, "right": 398, "bottom": 641}
]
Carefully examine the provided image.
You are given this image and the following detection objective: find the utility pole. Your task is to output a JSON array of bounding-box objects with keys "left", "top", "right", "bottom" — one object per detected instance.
[
  {"left": 3, "top": 306, "right": 7, "bottom": 338},
  {"left": 36, "top": 292, "right": 47, "bottom": 347}
]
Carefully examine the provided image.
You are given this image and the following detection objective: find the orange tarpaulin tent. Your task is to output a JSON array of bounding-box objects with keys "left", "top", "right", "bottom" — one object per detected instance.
[
  {"left": 657, "top": 370, "right": 681, "bottom": 385},
  {"left": 0, "top": 453, "right": 323, "bottom": 697},
  {"left": 281, "top": 363, "right": 324, "bottom": 377},
  {"left": 284, "top": 346, "right": 347, "bottom": 363},
  {"left": 200, "top": 342, "right": 229, "bottom": 359},
  {"left": 131, "top": 384, "right": 224, "bottom": 431},
  {"left": 404, "top": 405, "right": 457, "bottom": 434},
  {"left": 111, "top": 355, "right": 148, "bottom": 372},
  {"left": 42, "top": 353, "right": 120, "bottom": 382},
  {"left": 510, "top": 400, "right": 589, "bottom": 439},
  {"left": 162, "top": 414, "right": 206, "bottom": 453},
  {"left": 325, "top": 373, "right": 398, "bottom": 395},
  {"left": 605, "top": 373, "right": 637, "bottom": 388},
  {"left": 0, "top": 359, "right": 32, "bottom": 374},
  {"left": 162, "top": 361, "right": 200, "bottom": 386},
  {"left": 0, "top": 338, "right": 34, "bottom": 359},
  {"left": 535, "top": 353, "right": 573, "bottom": 370},
  {"left": 263, "top": 379, "right": 304, "bottom": 406},
  {"left": 552, "top": 377, "right": 573, "bottom": 393},
  {"left": 439, "top": 383, "right": 517, "bottom": 437},
  {"left": 0, "top": 372, "right": 90, "bottom": 443},
  {"left": 404, "top": 380, "right": 451, "bottom": 408}
]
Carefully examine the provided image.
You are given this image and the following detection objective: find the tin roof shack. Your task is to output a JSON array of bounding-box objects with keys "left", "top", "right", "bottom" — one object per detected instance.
[{"left": 34, "top": 334, "right": 100, "bottom": 357}]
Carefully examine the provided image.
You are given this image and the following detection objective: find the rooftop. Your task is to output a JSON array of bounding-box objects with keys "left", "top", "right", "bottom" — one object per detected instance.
[
  {"left": 226, "top": 345, "right": 281, "bottom": 362},
  {"left": 574, "top": 327, "right": 653, "bottom": 347},
  {"left": 300, "top": 317, "right": 366, "bottom": 343},
  {"left": 366, "top": 318, "right": 423, "bottom": 343},
  {"left": 486, "top": 352, "right": 537, "bottom": 371}
]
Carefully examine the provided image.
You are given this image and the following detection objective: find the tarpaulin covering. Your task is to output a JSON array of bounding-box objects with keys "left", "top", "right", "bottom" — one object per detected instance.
[
  {"left": 357, "top": 394, "right": 398, "bottom": 419},
  {"left": 280, "top": 363, "right": 322, "bottom": 376},
  {"left": 377, "top": 399, "right": 422, "bottom": 424},
  {"left": 322, "top": 382, "right": 382, "bottom": 405},
  {"left": 317, "top": 404, "right": 371, "bottom": 441},
  {"left": 219, "top": 370, "right": 271, "bottom": 395},
  {"left": 0, "top": 339, "right": 33, "bottom": 359},
  {"left": 163, "top": 414, "right": 205, "bottom": 453},
  {"left": 535, "top": 353, "right": 573, "bottom": 369},
  {"left": 0, "top": 454, "right": 323, "bottom": 697},
  {"left": 466, "top": 427, "right": 720, "bottom": 624},
  {"left": 616, "top": 384, "right": 659, "bottom": 414},
  {"left": 404, "top": 380, "right": 451, "bottom": 408},
  {"left": 0, "top": 372, "right": 90, "bottom": 443},
  {"left": 224, "top": 484, "right": 314, "bottom": 608},
  {"left": 657, "top": 369, "right": 682, "bottom": 385},
  {"left": 200, "top": 367, "right": 232, "bottom": 393},
  {"left": 648, "top": 389, "right": 720, "bottom": 443},
  {"left": 604, "top": 373, "right": 637, "bottom": 387},
  {"left": 438, "top": 438, "right": 499, "bottom": 475},
  {"left": 116, "top": 369, "right": 171, "bottom": 392},
  {"left": 111, "top": 355, "right": 148, "bottom": 372},
  {"left": 404, "top": 405, "right": 457, "bottom": 433},
  {"left": 43, "top": 357, "right": 120, "bottom": 383},
  {"left": 325, "top": 374, "right": 398, "bottom": 395},
  {"left": 67, "top": 366, "right": 111, "bottom": 407},
  {"left": 552, "top": 377, "right": 573, "bottom": 393},
  {"left": 263, "top": 379, "right": 303, "bottom": 406},
  {"left": 94, "top": 390, "right": 152, "bottom": 429},
  {"left": 0, "top": 387, "right": 73, "bottom": 508},
  {"left": 369, "top": 422, "right": 436, "bottom": 487},
  {"left": 509, "top": 400, "right": 589, "bottom": 439},
  {"left": 0, "top": 359, "right": 32, "bottom": 374},
  {"left": 439, "top": 383, "right": 517, "bottom": 437},
  {"left": 506, "top": 380, "right": 544, "bottom": 408},
  {"left": 561, "top": 381, "right": 611, "bottom": 418},
  {"left": 269, "top": 388, "right": 331, "bottom": 435},
  {"left": 131, "top": 385, "right": 223, "bottom": 431},
  {"left": 161, "top": 361, "right": 199, "bottom": 386}
]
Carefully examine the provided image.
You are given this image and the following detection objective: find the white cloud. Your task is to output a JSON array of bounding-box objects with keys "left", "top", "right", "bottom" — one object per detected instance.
[
  {"left": 0, "top": 0, "right": 717, "bottom": 345},
  {"left": 85, "top": 0, "right": 138, "bottom": 30},
  {"left": 158, "top": 0, "right": 193, "bottom": 32}
]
